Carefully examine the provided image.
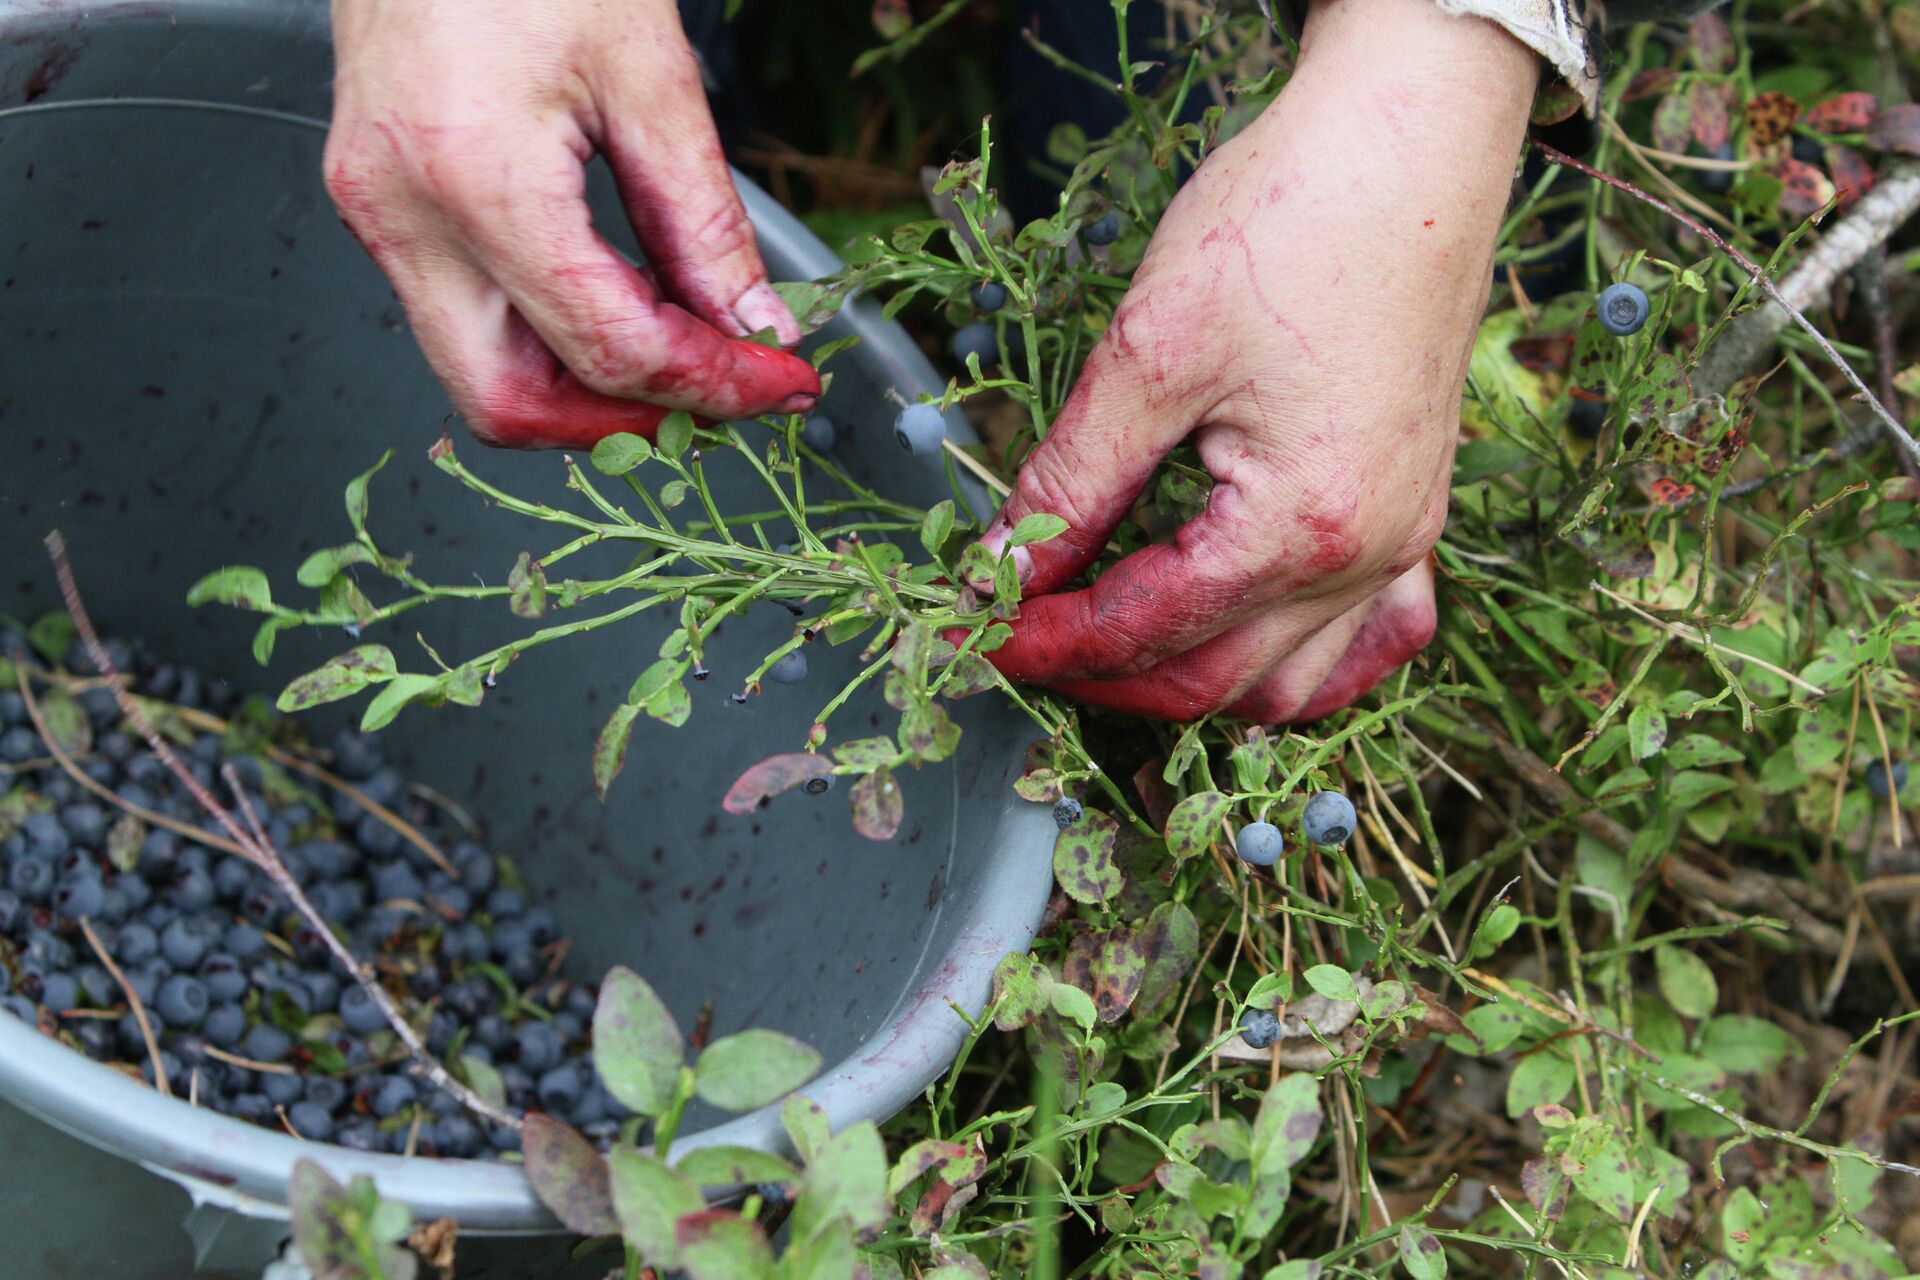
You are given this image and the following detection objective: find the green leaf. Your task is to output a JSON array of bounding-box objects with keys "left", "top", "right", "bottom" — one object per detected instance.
[
  {"left": 1668, "top": 769, "right": 1736, "bottom": 808},
  {"left": 1245, "top": 1073, "right": 1321, "bottom": 1236},
  {"left": 1829, "top": 1143, "right": 1882, "bottom": 1215},
  {"left": 593, "top": 965, "right": 685, "bottom": 1117},
  {"left": 593, "top": 704, "right": 641, "bottom": 801},
  {"left": 288, "top": 1160, "right": 419, "bottom": 1280},
  {"left": 791, "top": 1121, "right": 890, "bottom": 1241},
  {"left": 781, "top": 1094, "right": 831, "bottom": 1164},
  {"left": 673, "top": 1145, "right": 799, "bottom": 1189},
  {"left": 1052, "top": 809, "right": 1121, "bottom": 904},
  {"left": 1505, "top": 1052, "right": 1575, "bottom": 1118},
  {"left": 657, "top": 411, "right": 695, "bottom": 460},
  {"left": 27, "top": 612, "right": 76, "bottom": 664},
  {"left": 1008, "top": 513, "right": 1069, "bottom": 547},
  {"left": 1571, "top": 1133, "right": 1635, "bottom": 1222},
  {"left": 1628, "top": 704, "right": 1667, "bottom": 761},
  {"left": 1050, "top": 983, "right": 1098, "bottom": 1030},
  {"left": 1162, "top": 790, "right": 1228, "bottom": 860},
  {"left": 645, "top": 679, "right": 693, "bottom": 728},
  {"left": 1666, "top": 734, "right": 1745, "bottom": 769},
  {"left": 508, "top": 552, "right": 547, "bottom": 619},
  {"left": 679, "top": 1212, "right": 776, "bottom": 1280},
  {"left": 1654, "top": 943, "right": 1718, "bottom": 1019},
  {"left": 251, "top": 618, "right": 288, "bottom": 666},
  {"left": 779, "top": 1220, "right": 858, "bottom": 1280},
  {"left": 1264, "top": 1264, "right": 1324, "bottom": 1280},
  {"left": 343, "top": 449, "right": 393, "bottom": 536},
  {"left": 1720, "top": 1186, "right": 1765, "bottom": 1268},
  {"left": 1134, "top": 901, "right": 1200, "bottom": 1017},
  {"left": 1700, "top": 1014, "right": 1799, "bottom": 1074},
  {"left": 1399, "top": 1223, "right": 1447, "bottom": 1280},
  {"left": 609, "top": 1146, "right": 705, "bottom": 1267},
  {"left": 105, "top": 813, "right": 143, "bottom": 874},
  {"left": 920, "top": 500, "right": 956, "bottom": 557},
  {"left": 1303, "top": 965, "right": 1358, "bottom": 1003},
  {"left": 295, "top": 543, "right": 376, "bottom": 588},
  {"left": 359, "top": 673, "right": 441, "bottom": 732},
  {"left": 277, "top": 645, "right": 397, "bottom": 713},
  {"left": 185, "top": 566, "right": 274, "bottom": 612},
  {"left": 990, "top": 952, "right": 1054, "bottom": 1031},
  {"left": 521, "top": 1114, "right": 620, "bottom": 1237},
  {"left": 457, "top": 1054, "right": 506, "bottom": 1110},
  {"left": 694, "top": 1029, "right": 823, "bottom": 1112},
  {"left": 591, "top": 432, "right": 654, "bottom": 475},
  {"left": 36, "top": 689, "right": 92, "bottom": 757}
]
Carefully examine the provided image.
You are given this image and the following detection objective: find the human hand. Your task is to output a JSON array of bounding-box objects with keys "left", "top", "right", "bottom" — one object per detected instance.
[
  {"left": 324, "top": 0, "right": 820, "bottom": 450},
  {"left": 972, "top": 0, "right": 1537, "bottom": 721}
]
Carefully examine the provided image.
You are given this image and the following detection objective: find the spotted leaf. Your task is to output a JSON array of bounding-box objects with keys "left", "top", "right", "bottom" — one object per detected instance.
[{"left": 1052, "top": 809, "right": 1122, "bottom": 904}]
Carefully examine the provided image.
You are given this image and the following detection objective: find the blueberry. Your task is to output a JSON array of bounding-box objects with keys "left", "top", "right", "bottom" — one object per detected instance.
[
  {"left": 0, "top": 690, "right": 25, "bottom": 726},
  {"left": 1568, "top": 392, "right": 1606, "bottom": 440},
  {"left": 2, "top": 994, "right": 39, "bottom": 1022},
  {"left": 441, "top": 922, "right": 490, "bottom": 964},
  {"left": 768, "top": 650, "right": 809, "bottom": 685},
  {"left": 9, "top": 855, "right": 54, "bottom": 902},
  {"left": 502, "top": 947, "right": 542, "bottom": 986},
  {"left": 117, "top": 874, "right": 151, "bottom": 912},
  {"left": 229, "top": 1092, "right": 273, "bottom": 1123},
  {"left": 287, "top": 1100, "right": 335, "bottom": 1142},
  {"left": 202, "top": 1002, "right": 246, "bottom": 1048},
  {"left": 969, "top": 280, "right": 1008, "bottom": 313},
  {"left": 141, "top": 1051, "right": 184, "bottom": 1089},
  {"left": 124, "top": 966, "right": 160, "bottom": 1006},
  {"left": 305, "top": 1075, "right": 348, "bottom": 1112},
  {"left": 522, "top": 908, "right": 557, "bottom": 946},
  {"left": 1301, "top": 792, "right": 1358, "bottom": 846},
  {"left": 1235, "top": 822, "right": 1284, "bottom": 867},
  {"left": 243, "top": 1023, "right": 293, "bottom": 1064},
  {"left": 1238, "top": 1007, "right": 1281, "bottom": 1050},
  {"left": 1084, "top": 210, "right": 1121, "bottom": 245},
  {"left": 136, "top": 830, "right": 178, "bottom": 880},
  {"left": 114, "top": 922, "right": 159, "bottom": 966},
  {"left": 426, "top": 1009, "right": 459, "bottom": 1055},
  {"left": 515, "top": 1021, "right": 564, "bottom": 1073},
  {"left": 803, "top": 775, "right": 835, "bottom": 796},
  {"left": 0, "top": 726, "right": 37, "bottom": 763},
  {"left": 950, "top": 321, "right": 1001, "bottom": 370},
  {"left": 22, "top": 814, "right": 68, "bottom": 855},
  {"left": 75, "top": 964, "right": 118, "bottom": 1006},
  {"left": 1596, "top": 282, "right": 1650, "bottom": 337},
  {"left": 170, "top": 868, "right": 216, "bottom": 912},
  {"left": 426, "top": 881, "right": 472, "bottom": 919},
  {"left": 801, "top": 414, "right": 837, "bottom": 453},
  {"left": 303, "top": 971, "right": 341, "bottom": 1014},
  {"left": 471, "top": 1013, "right": 512, "bottom": 1052},
  {"left": 1866, "top": 760, "right": 1908, "bottom": 799},
  {"left": 356, "top": 813, "right": 404, "bottom": 859},
  {"left": 488, "top": 1124, "right": 523, "bottom": 1153},
  {"left": 893, "top": 403, "right": 946, "bottom": 457},
  {"left": 160, "top": 915, "right": 219, "bottom": 969},
  {"left": 201, "top": 954, "right": 249, "bottom": 1002},
  {"left": 262, "top": 1070, "right": 305, "bottom": 1107},
  {"left": 60, "top": 804, "right": 107, "bottom": 844},
  {"left": 1697, "top": 138, "right": 1737, "bottom": 194},
  {"left": 212, "top": 858, "right": 253, "bottom": 902},
  {"left": 75, "top": 1018, "right": 114, "bottom": 1059},
  {"left": 537, "top": 1062, "right": 587, "bottom": 1113},
  {"left": 0, "top": 889, "right": 19, "bottom": 932},
  {"left": 486, "top": 887, "right": 525, "bottom": 918},
  {"left": 338, "top": 984, "right": 389, "bottom": 1035},
  {"left": 370, "top": 1074, "right": 417, "bottom": 1119},
  {"left": 434, "top": 1115, "right": 481, "bottom": 1159},
  {"left": 52, "top": 872, "right": 105, "bottom": 920},
  {"left": 371, "top": 861, "right": 424, "bottom": 904},
  {"left": 330, "top": 731, "right": 384, "bottom": 782},
  {"left": 37, "top": 971, "right": 80, "bottom": 1014},
  {"left": 23, "top": 930, "right": 75, "bottom": 973},
  {"left": 96, "top": 884, "right": 133, "bottom": 924},
  {"left": 337, "top": 1120, "right": 383, "bottom": 1152},
  {"left": 1052, "top": 797, "right": 1083, "bottom": 830},
  {"left": 224, "top": 923, "right": 269, "bottom": 960},
  {"left": 154, "top": 975, "right": 209, "bottom": 1028}
]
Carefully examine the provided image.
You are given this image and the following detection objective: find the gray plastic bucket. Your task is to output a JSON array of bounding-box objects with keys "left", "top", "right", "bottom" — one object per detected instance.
[{"left": 0, "top": 3, "right": 1052, "bottom": 1274}]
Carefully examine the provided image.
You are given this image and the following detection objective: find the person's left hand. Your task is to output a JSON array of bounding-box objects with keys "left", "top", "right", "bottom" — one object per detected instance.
[{"left": 968, "top": 0, "right": 1536, "bottom": 721}]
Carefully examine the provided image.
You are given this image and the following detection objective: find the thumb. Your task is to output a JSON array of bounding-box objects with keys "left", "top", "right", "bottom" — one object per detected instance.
[{"left": 970, "top": 343, "right": 1177, "bottom": 596}]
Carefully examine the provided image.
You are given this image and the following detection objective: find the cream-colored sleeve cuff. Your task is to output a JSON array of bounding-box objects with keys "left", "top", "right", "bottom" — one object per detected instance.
[{"left": 1434, "top": 0, "right": 1600, "bottom": 112}]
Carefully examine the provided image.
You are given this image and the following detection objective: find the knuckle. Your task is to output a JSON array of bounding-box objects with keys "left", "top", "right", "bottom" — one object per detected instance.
[{"left": 1015, "top": 449, "right": 1102, "bottom": 546}]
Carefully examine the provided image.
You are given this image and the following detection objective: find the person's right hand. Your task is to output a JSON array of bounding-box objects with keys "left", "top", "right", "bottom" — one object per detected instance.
[{"left": 324, "top": 0, "right": 820, "bottom": 450}]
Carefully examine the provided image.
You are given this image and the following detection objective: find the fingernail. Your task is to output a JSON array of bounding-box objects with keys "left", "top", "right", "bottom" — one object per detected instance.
[
  {"left": 734, "top": 282, "right": 802, "bottom": 348},
  {"left": 968, "top": 520, "right": 1032, "bottom": 595},
  {"left": 777, "top": 393, "right": 817, "bottom": 415}
]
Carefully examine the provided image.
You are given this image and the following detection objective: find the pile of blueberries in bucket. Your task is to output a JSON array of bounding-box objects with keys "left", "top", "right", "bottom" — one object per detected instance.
[{"left": 0, "top": 630, "right": 623, "bottom": 1158}]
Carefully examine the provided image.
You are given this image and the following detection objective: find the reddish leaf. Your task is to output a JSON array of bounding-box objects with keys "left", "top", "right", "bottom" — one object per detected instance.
[
  {"left": 1529, "top": 80, "right": 1583, "bottom": 127},
  {"left": 522, "top": 1115, "right": 619, "bottom": 1236},
  {"left": 1522, "top": 1156, "right": 1570, "bottom": 1220},
  {"left": 1826, "top": 145, "right": 1876, "bottom": 208},
  {"left": 722, "top": 753, "right": 833, "bottom": 814},
  {"left": 1805, "top": 91, "right": 1877, "bottom": 135},
  {"left": 1867, "top": 103, "right": 1920, "bottom": 155},
  {"left": 1623, "top": 68, "right": 1679, "bottom": 103},
  {"left": 1746, "top": 92, "right": 1802, "bottom": 148},
  {"left": 1690, "top": 12, "right": 1734, "bottom": 72},
  {"left": 1090, "top": 924, "right": 1147, "bottom": 1023},
  {"left": 1689, "top": 81, "right": 1730, "bottom": 149},
  {"left": 1131, "top": 758, "right": 1174, "bottom": 829},
  {"left": 1653, "top": 93, "right": 1695, "bottom": 154},
  {"left": 851, "top": 766, "right": 903, "bottom": 840},
  {"left": 1509, "top": 334, "right": 1573, "bottom": 373},
  {"left": 1647, "top": 477, "right": 1697, "bottom": 506},
  {"left": 1768, "top": 156, "right": 1835, "bottom": 221}
]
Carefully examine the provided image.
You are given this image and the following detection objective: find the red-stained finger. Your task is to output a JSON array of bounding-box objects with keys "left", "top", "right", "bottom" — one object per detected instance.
[
  {"left": 1286, "top": 560, "right": 1437, "bottom": 721},
  {"left": 1030, "top": 587, "right": 1363, "bottom": 722},
  {"left": 437, "top": 143, "right": 818, "bottom": 421},
  {"left": 593, "top": 28, "right": 800, "bottom": 347}
]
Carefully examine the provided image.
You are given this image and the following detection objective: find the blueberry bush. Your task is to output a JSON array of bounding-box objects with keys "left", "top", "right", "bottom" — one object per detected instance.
[{"left": 11, "top": 1, "right": 1920, "bottom": 1277}]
